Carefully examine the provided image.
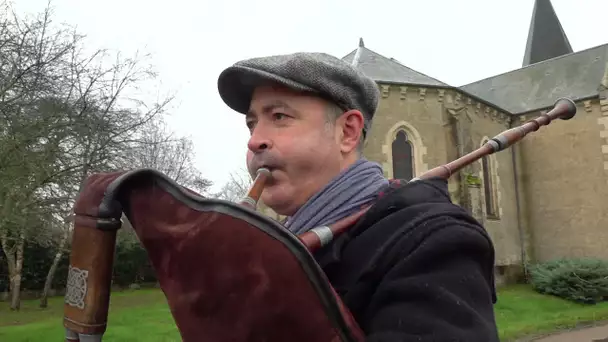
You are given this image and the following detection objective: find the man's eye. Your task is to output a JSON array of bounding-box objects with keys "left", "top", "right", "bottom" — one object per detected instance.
[{"left": 273, "top": 113, "right": 287, "bottom": 120}]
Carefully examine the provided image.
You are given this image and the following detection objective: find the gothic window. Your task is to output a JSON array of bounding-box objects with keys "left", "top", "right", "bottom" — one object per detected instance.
[
  {"left": 392, "top": 130, "right": 414, "bottom": 181},
  {"left": 481, "top": 154, "right": 499, "bottom": 218}
]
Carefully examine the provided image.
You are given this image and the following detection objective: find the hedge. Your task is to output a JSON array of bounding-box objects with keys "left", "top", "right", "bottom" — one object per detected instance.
[{"left": 529, "top": 258, "right": 608, "bottom": 304}]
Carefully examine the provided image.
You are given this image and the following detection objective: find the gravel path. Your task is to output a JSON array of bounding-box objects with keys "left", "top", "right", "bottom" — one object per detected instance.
[{"left": 527, "top": 323, "right": 608, "bottom": 342}]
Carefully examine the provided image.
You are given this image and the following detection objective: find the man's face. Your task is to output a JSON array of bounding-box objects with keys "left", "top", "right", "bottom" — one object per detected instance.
[{"left": 245, "top": 84, "right": 362, "bottom": 216}]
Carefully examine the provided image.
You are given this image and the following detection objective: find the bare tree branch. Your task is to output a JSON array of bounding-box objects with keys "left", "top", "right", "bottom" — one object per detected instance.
[{"left": 212, "top": 168, "right": 253, "bottom": 202}]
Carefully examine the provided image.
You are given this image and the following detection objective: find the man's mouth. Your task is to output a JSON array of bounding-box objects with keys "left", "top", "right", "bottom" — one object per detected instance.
[
  {"left": 259, "top": 165, "right": 276, "bottom": 172},
  {"left": 248, "top": 157, "right": 283, "bottom": 179}
]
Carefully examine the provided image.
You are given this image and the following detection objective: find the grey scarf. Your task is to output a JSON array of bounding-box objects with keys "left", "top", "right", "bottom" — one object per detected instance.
[{"left": 285, "top": 158, "right": 389, "bottom": 235}]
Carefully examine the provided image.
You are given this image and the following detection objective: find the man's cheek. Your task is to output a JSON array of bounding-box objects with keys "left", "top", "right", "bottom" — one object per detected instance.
[{"left": 245, "top": 151, "right": 256, "bottom": 178}]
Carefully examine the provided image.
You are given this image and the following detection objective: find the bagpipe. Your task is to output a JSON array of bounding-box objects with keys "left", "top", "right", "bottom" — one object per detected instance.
[{"left": 63, "top": 98, "right": 577, "bottom": 342}]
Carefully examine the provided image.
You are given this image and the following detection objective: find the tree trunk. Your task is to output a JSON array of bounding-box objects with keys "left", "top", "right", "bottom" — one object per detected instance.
[
  {"left": 8, "top": 233, "right": 25, "bottom": 311},
  {"left": 40, "top": 229, "right": 69, "bottom": 308}
]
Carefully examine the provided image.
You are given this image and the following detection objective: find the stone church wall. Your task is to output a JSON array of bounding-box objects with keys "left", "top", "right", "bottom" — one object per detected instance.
[
  {"left": 518, "top": 98, "right": 608, "bottom": 262},
  {"left": 362, "top": 84, "right": 460, "bottom": 202},
  {"left": 362, "top": 85, "right": 525, "bottom": 272},
  {"left": 442, "top": 90, "right": 526, "bottom": 269}
]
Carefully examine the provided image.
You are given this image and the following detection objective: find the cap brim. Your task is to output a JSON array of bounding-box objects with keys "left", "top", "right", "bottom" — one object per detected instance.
[{"left": 217, "top": 65, "right": 317, "bottom": 115}]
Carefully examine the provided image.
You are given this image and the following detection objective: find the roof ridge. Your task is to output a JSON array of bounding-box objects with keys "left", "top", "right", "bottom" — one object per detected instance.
[
  {"left": 386, "top": 55, "right": 450, "bottom": 86},
  {"left": 460, "top": 42, "right": 607, "bottom": 114},
  {"left": 460, "top": 43, "right": 608, "bottom": 88},
  {"left": 342, "top": 45, "right": 448, "bottom": 86}
]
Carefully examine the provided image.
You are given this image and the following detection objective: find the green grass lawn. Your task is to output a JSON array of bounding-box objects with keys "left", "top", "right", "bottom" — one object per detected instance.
[
  {"left": 0, "top": 289, "right": 181, "bottom": 342},
  {"left": 2, "top": 285, "right": 608, "bottom": 341},
  {"left": 495, "top": 284, "right": 608, "bottom": 340}
]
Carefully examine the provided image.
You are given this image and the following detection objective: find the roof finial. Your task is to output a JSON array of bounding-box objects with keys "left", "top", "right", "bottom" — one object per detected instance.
[{"left": 351, "top": 38, "right": 364, "bottom": 67}]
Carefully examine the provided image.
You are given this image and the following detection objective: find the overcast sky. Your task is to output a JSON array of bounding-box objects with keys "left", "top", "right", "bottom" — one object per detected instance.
[{"left": 14, "top": 0, "right": 608, "bottom": 191}]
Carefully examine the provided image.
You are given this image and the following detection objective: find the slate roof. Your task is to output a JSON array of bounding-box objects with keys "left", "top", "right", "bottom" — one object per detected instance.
[
  {"left": 342, "top": 41, "right": 448, "bottom": 87},
  {"left": 460, "top": 44, "right": 608, "bottom": 114},
  {"left": 522, "top": 0, "right": 573, "bottom": 67}
]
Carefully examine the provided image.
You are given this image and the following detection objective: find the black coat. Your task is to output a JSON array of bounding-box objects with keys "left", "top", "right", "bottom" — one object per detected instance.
[{"left": 314, "top": 178, "right": 500, "bottom": 342}]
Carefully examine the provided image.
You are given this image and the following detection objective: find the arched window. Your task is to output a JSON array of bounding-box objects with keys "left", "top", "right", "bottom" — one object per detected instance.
[
  {"left": 391, "top": 130, "right": 414, "bottom": 181},
  {"left": 383, "top": 120, "right": 427, "bottom": 180}
]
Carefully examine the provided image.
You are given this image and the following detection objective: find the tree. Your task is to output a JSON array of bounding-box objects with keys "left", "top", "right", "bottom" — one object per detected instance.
[
  {"left": 38, "top": 214, "right": 70, "bottom": 308},
  {"left": 126, "top": 119, "right": 213, "bottom": 195},
  {"left": 0, "top": 2, "right": 209, "bottom": 310},
  {"left": 0, "top": 3, "right": 82, "bottom": 310}
]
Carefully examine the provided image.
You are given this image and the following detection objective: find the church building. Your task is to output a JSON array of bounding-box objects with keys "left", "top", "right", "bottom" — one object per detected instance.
[{"left": 262, "top": 0, "right": 608, "bottom": 285}]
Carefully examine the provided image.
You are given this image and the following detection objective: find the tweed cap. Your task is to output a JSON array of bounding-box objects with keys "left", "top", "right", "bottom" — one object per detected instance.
[{"left": 217, "top": 52, "right": 380, "bottom": 134}]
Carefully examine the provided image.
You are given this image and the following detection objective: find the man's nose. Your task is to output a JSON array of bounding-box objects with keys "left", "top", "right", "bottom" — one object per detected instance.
[{"left": 247, "top": 126, "right": 272, "bottom": 153}]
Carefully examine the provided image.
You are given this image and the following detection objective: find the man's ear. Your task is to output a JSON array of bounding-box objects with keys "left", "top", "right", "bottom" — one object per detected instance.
[{"left": 338, "top": 110, "right": 365, "bottom": 153}]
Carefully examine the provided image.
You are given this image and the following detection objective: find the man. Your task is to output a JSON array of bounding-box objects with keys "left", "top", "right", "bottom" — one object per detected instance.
[{"left": 217, "top": 52, "right": 500, "bottom": 341}]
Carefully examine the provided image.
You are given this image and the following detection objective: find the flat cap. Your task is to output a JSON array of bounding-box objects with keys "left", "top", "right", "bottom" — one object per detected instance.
[{"left": 217, "top": 52, "right": 380, "bottom": 134}]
